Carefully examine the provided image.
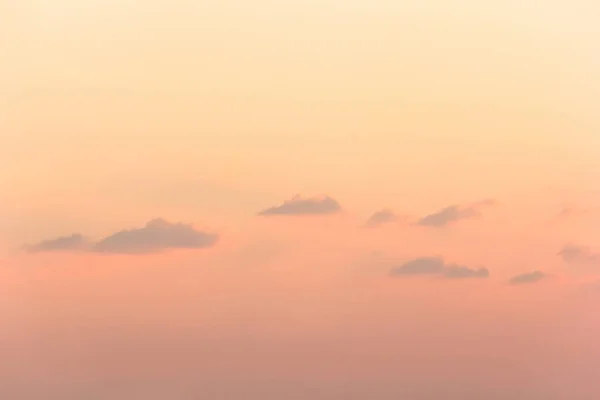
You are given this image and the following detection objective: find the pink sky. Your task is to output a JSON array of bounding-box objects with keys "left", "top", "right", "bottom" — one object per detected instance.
[{"left": 1, "top": 1, "right": 600, "bottom": 399}]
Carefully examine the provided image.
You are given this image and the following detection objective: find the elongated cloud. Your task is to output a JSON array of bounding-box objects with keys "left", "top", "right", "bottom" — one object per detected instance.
[
  {"left": 390, "top": 257, "right": 489, "bottom": 280},
  {"left": 558, "top": 245, "right": 599, "bottom": 265},
  {"left": 258, "top": 195, "right": 341, "bottom": 216},
  {"left": 443, "top": 265, "right": 490, "bottom": 279},
  {"left": 417, "top": 199, "right": 495, "bottom": 227},
  {"left": 93, "top": 218, "right": 218, "bottom": 254},
  {"left": 509, "top": 271, "right": 546, "bottom": 285},
  {"left": 556, "top": 203, "right": 596, "bottom": 219},
  {"left": 25, "top": 234, "right": 90, "bottom": 253},
  {"left": 390, "top": 257, "right": 446, "bottom": 276},
  {"left": 363, "top": 209, "right": 398, "bottom": 228}
]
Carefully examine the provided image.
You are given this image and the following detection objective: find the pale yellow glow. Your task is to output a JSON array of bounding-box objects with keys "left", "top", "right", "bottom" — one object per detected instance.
[{"left": 3, "top": 1, "right": 600, "bottom": 245}]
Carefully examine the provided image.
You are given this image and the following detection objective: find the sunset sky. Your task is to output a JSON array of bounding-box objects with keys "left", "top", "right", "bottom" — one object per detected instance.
[{"left": 1, "top": 1, "right": 600, "bottom": 399}]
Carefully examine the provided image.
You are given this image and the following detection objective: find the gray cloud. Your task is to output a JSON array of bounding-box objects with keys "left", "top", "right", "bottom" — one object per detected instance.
[
  {"left": 363, "top": 209, "right": 399, "bottom": 228},
  {"left": 417, "top": 205, "right": 475, "bottom": 227},
  {"left": 558, "top": 244, "right": 599, "bottom": 265},
  {"left": 390, "top": 257, "right": 489, "bottom": 280},
  {"left": 443, "top": 265, "right": 490, "bottom": 279},
  {"left": 557, "top": 203, "right": 596, "bottom": 219},
  {"left": 557, "top": 206, "right": 580, "bottom": 218},
  {"left": 92, "top": 218, "right": 218, "bottom": 254},
  {"left": 417, "top": 199, "right": 495, "bottom": 227},
  {"left": 258, "top": 195, "right": 341, "bottom": 216},
  {"left": 509, "top": 271, "right": 546, "bottom": 285},
  {"left": 25, "top": 234, "right": 90, "bottom": 253},
  {"left": 390, "top": 257, "right": 446, "bottom": 276}
]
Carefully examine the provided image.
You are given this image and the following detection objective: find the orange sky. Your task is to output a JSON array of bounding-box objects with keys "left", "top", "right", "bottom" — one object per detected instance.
[{"left": 1, "top": 1, "right": 600, "bottom": 399}]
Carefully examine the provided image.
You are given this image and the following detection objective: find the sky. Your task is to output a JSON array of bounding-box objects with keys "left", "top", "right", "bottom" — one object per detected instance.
[{"left": 1, "top": 0, "right": 600, "bottom": 399}]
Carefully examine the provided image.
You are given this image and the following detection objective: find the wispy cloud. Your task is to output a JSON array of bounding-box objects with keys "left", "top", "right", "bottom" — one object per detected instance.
[
  {"left": 93, "top": 219, "right": 218, "bottom": 254},
  {"left": 390, "top": 256, "right": 489, "bottom": 280},
  {"left": 558, "top": 244, "right": 599, "bottom": 265},
  {"left": 556, "top": 203, "right": 596, "bottom": 219},
  {"left": 25, "top": 219, "right": 218, "bottom": 255},
  {"left": 444, "top": 265, "right": 490, "bottom": 279},
  {"left": 509, "top": 271, "right": 546, "bottom": 285},
  {"left": 363, "top": 209, "right": 400, "bottom": 228},
  {"left": 258, "top": 195, "right": 342, "bottom": 216},
  {"left": 390, "top": 257, "right": 446, "bottom": 276},
  {"left": 24, "top": 234, "right": 90, "bottom": 253},
  {"left": 416, "top": 199, "right": 495, "bottom": 228}
]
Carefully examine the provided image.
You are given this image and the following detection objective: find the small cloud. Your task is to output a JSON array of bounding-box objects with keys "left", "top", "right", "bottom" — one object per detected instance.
[
  {"left": 93, "top": 218, "right": 218, "bottom": 254},
  {"left": 444, "top": 265, "right": 490, "bottom": 279},
  {"left": 556, "top": 203, "right": 595, "bottom": 219},
  {"left": 390, "top": 257, "right": 489, "bottom": 280},
  {"left": 416, "top": 199, "right": 494, "bottom": 228},
  {"left": 417, "top": 205, "right": 477, "bottom": 227},
  {"left": 473, "top": 198, "right": 497, "bottom": 207},
  {"left": 24, "top": 234, "right": 90, "bottom": 253},
  {"left": 390, "top": 257, "right": 446, "bottom": 276},
  {"left": 558, "top": 244, "right": 599, "bottom": 263},
  {"left": 557, "top": 206, "right": 577, "bottom": 218},
  {"left": 509, "top": 271, "right": 546, "bottom": 285},
  {"left": 363, "top": 209, "right": 399, "bottom": 228},
  {"left": 258, "top": 195, "right": 341, "bottom": 216}
]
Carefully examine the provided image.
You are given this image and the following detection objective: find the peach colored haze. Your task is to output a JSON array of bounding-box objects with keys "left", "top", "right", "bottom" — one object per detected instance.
[{"left": 1, "top": 1, "right": 600, "bottom": 399}]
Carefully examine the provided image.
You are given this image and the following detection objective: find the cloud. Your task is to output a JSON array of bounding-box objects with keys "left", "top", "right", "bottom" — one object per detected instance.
[
  {"left": 390, "top": 257, "right": 446, "bottom": 276},
  {"left": 24, "top": 234, "right": 90, "bottom": 253},
  {"left": 92, "top": 218, "right": 218, "bottom": 254},
  {"left": 390, "top": 257, "right": 489, "bottom": 280},
  {"left": 417, "top": 205, "right": 476, "bottom": 227},
  {"left": 363, "top": 209, "right": 399, "bottom": 228},
  {"left": 257, "top": 195, "right": 342, "bottom": 216},
  {"left": 509, "top": 271, "right": 546, "bottom": 285},
  {"left": 557, "top": 206, "right": 579, "bottom": 218},
  {"left": 558, "top": 245, "right": 599, "bottom": 265},
  {"left": 556, "top": 203, "right": 596, "bottom": 219},
  {"left": 416, "top": 199, "right": 495, "bottom": 228},
  {"left": 443, "top": 265, "right": 490, "bottom": 279}
]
